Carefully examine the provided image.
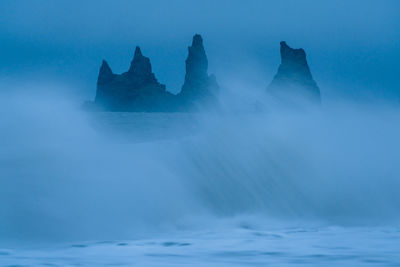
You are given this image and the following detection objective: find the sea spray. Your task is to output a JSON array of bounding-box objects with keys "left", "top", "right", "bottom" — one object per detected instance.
[{"left": 1, "top": 90, "right": 400, "bottom": 243}]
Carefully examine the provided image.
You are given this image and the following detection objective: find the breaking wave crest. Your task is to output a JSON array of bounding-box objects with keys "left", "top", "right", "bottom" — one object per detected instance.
[{"left": 1, "top": 90, "right": 400, "bottom": 242}]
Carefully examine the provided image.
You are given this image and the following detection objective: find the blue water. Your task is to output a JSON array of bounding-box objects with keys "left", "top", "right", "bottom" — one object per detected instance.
[
  {"left": 1, "top": 96, "right": 400, "bottom": 266},
  {"left": 2, "top": 227, "right": 400, "bottom": 266}
]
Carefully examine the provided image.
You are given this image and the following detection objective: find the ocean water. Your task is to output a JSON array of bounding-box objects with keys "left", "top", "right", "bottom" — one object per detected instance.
[
  {"left": 2, "top": 226, "right": 400, "bottom": 266},
  {"left": 1, "top": 95, "right": 400, "bottom": 266}
]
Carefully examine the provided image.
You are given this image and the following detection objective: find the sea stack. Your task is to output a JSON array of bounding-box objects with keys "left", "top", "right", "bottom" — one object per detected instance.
[
  {"left": 178, "top": 34, "right": 219, "bottom": 110},
  {"left": 94, "top": 47, "right": 173, "bottom": 111},
  {"left": 268, "top": 41, "right": 321, "bottom": 104}
]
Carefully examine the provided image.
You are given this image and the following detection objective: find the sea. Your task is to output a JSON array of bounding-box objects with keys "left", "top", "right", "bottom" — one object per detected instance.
[{"left": 1, "top": 105, "right": 400, "bottom": 266}]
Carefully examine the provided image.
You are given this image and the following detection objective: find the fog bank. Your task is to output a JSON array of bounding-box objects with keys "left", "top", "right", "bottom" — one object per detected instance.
[{"left": 1, "top": 83, "right": 400, "bottom": 243}]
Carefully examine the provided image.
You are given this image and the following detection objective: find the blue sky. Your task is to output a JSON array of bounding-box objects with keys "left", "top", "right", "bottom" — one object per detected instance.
[{"left": 0, "top": 0, "right": 399, "bottom": 100}]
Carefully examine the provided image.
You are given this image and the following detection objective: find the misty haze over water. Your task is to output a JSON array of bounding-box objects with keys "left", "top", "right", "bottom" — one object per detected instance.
[{"left": 1, "top": 0, "right": 400, "bottom": 266}]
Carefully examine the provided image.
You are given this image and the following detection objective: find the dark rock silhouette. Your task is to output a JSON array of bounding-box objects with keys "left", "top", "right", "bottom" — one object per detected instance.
[
  {"left": 268, "top": 41, "right": 320, "bottom": 104},
  {"left": 94, "top": 47, "right": 174, "bottom": 111},
  {"left": 91, "top": 34, "right": 218, "bottom": 112},
  {"left": 178, "top": 34, "right": 219, "bottom": 110}
]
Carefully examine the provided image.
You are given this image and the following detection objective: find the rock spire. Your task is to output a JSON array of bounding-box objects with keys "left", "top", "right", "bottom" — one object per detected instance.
[
  {"left": 268, "top": 41, "right": 320, "bottom": 103},
  {"left": 178, "top": 34, "right": 219, "bottom": 109}
]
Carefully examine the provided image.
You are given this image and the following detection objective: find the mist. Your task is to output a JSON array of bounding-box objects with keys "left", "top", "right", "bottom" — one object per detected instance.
[
  {"left": 1, "top": 80, "right": 400, "bottom": 245},
  {"left": 1, "top": 2, "right": 400, "bottom": 266}
]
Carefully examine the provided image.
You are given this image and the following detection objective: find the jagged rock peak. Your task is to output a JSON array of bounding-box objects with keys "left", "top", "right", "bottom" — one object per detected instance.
[
  {"left": 280, "top": 41, "right": 307, "bottom": 66},
  {"left": 185, "top": 34, "right": 208, "bottom": 80},
  {"left": 192, "top": 34, "right": 204, "bottom": 47},
  {"left": 268, "top": 41, "right": 320, "bottom": 103},
  {"left": 178, "top": 34, "right": 219, "bottom": 110},
  {"left": 128, "top": 46, "right": 153, "bottom": 76},
  {"left": 100, "top": 60, "right": 112, "bottom": 74},
  {"left": 134, "top": 46, "right": 143, "bottom": 57},
  {"left": 97, "top": 60, "right": 114, "bottom": 84},
  {"left": 94, "top": 46, "right": 170, "bottom": 111}
]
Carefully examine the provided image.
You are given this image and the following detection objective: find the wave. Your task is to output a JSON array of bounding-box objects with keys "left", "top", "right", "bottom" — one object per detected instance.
[{"left": 1, "top": 90, "right": 400, "bottom": 242}]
